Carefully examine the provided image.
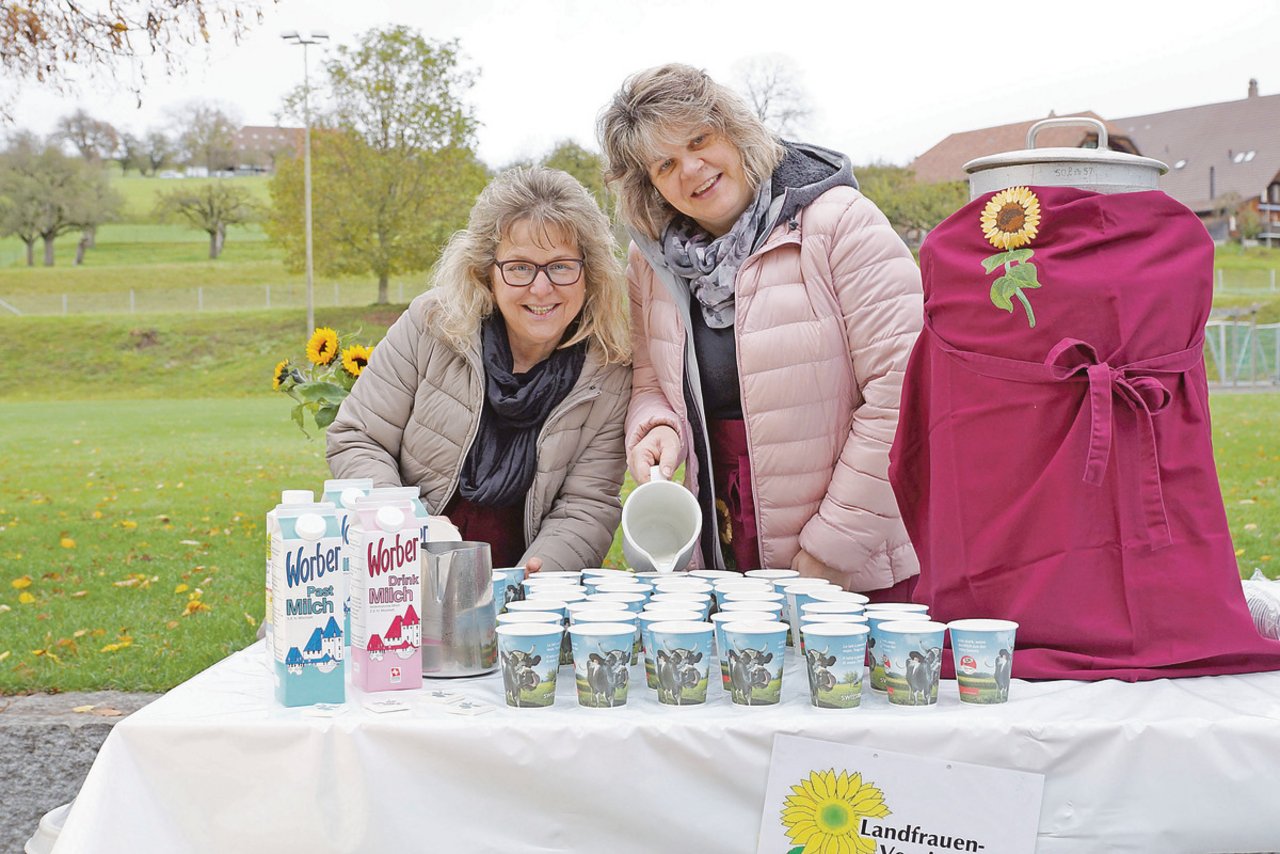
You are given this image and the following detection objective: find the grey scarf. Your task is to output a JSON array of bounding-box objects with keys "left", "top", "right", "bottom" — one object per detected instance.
[{"left": 659, "top": 179, "right": 774, "bottom": 329}]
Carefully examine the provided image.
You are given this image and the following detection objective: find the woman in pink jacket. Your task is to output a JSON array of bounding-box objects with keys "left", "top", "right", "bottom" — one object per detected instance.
[{"left": 598, "top": 64, "right": 923, "bottom": 597}]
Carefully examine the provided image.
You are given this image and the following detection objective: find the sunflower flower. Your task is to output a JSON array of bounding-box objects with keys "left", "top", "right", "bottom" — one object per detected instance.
[
  {"left": 272, "top": 359, "right": 292, "bottom": 390},
  {"left": 305, "top": 327, "right": 339, "bottom": 366},
  {"left": 780, "top": 769, "right": 890, "bottom": 854},
  {"left": 980, "top": 186, "right": 1041, "bottom": 250},
  {"left": 341, "top": 344, "right": 372, "bottom": 378}
]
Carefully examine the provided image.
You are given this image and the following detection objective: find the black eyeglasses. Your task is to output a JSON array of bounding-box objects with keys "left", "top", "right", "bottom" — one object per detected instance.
[{"left": 494, "top": 259, "right": 585, "bottom": 287}]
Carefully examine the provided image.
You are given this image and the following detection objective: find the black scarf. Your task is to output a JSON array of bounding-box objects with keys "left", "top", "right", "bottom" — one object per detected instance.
[{"left": 458, "top": 313, "right": 587, "bottom": 507}]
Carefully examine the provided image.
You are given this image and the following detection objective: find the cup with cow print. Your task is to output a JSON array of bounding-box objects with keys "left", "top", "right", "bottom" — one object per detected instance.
[
  {"left": 947, "top": 619, "right": 1019, "bottom": 705},
  {"left": 639, "top": 609, "right": 701, "bottom": 688},
  {"left": 800, "top": 623, "right": 870, "bottom": 709},
  {"left": 865, "top": 610, "right": 932, "bottom": 692},
  {"left": 568, "top": 622, "right": 636, "bottom": 708},
  {"left": 496, "top": 623, "right": 564, "bottom": 708},
  {"left": 720, "top": 620, "right": 790, "bottom": 707},
  {"left": 647, "top": 620, "right": 715, "bottom": 706},
  {"left": 876, "top": 620, "right": 948, "bottom": 708}
]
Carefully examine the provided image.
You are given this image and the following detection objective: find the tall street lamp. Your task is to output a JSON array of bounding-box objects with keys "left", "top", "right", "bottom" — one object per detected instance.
[{"left": 281, "top": 29, "right": 329, "bottom": 335}]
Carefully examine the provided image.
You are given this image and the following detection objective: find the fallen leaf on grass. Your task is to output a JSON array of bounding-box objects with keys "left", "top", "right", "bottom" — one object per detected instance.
[
  {"left": 91, "top": 511, "right": 103, "bottom": 520},
  {"left": 120, "top": 520, "right": 138, "bottom": 530},
  {"left": 0, "top": 605, "right": 10, "bottom": 614},
  {"left": 182, "top": 599, "right": 212, "bottom": 616},
  {"left": 174, "top": 583, "right": 189, "bottom": 594},
  {"left": 73, "top": 629, "right": 88, "bottom": 638},
  {"left": 70, "top": 591, "right": 88, "bottom": 598},
  {"left": 166, "top": 620, "right": 179, "bottom": 630},
  {"left": 1236, "top": 548, "right": 1247, "bottom": 556},
  {"left": 179, "top": 540, "right": 202, "bottom": 546},
  {"left": 59, "top": 537, "right": 76, "bottom": 549},
  {"left": 18, "top": 593, "right": 35, "bottom": 605},
  {"left": 0, "top": 651, "right": 9, "bottom": 662},
  {"left": 10, "top": 576, "right": 31, "bottom": 590},
  {"left": 243, "top": 612, "right": 256, "bottom": 626}
]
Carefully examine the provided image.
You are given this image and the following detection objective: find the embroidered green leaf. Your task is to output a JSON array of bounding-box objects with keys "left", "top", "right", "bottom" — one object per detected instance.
[
  {"left": 990, "top": 276, "right": 1016, "bottom": 311},
  {"left": 980, "top": 251, "right": 1013, "bottom": 274},
  {"left": 1005, "top": 261, "right": 1042, "bottom": 290}
]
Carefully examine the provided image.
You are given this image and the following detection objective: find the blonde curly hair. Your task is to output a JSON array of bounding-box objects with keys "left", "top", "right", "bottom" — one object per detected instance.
[
  {"left": 426, "top": 166, "right": 630, "bottom": 365},
  {"left": 598, "top": 63, "right": 785, "bottom": 240}
]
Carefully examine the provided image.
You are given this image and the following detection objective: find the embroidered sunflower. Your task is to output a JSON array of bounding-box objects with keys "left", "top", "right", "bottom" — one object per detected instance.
[
  {"left": 306, "top": 327, "right": 339, "bottom": 365},
  {"left": 979, "top": 187, "right": 1047, "bottom": 329},
  {"left": 980, "top": 186, "right": 1041, "bottom": 250},
  {"left": 341, "top": 344, "right": 372, "bottom": 378},
  {"left": 781, "top": 769, "right": 890, "bottom": 854},
  {"left": 272, "top": 359, "right": 292, "bottom": 390}
]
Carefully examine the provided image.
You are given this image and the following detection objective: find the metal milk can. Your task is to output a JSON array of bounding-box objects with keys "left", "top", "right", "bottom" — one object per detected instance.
[{"left": 964, "top": 117, "right": 1168, "bottom": 198}]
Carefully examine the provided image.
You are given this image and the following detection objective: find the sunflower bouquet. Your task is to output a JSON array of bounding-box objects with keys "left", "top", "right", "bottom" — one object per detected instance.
[{"left": 272, "top": 327, "right": 374, "bottom": 435}]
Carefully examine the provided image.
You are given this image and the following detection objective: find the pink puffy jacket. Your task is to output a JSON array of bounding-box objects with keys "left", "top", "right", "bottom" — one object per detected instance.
[{"left": 626, "top": 185, "right": 922, "bottom": 592}]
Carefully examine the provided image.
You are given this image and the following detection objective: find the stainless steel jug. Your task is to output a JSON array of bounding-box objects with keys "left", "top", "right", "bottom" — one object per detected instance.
[{"left": 421, "top": 541, "right": 498, "bottom": 677}]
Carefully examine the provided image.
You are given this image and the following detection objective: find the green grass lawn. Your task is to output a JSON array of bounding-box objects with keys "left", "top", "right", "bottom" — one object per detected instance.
[{"left": 0, "top": 314, "right": 1275, "bottom": 694}]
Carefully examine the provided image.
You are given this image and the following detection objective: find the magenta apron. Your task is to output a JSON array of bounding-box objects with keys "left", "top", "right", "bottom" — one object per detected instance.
[{"left": 890, "top": 185, "right": 1280, "bottom": 681}]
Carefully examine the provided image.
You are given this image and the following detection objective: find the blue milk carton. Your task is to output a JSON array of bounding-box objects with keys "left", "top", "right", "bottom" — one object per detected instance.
[
  {"left": 271, "top": 509, "right": 345, "bottom": 707},
  {"left": 322, "top": 478, "right": 374, "bottom": 647},
  {"left": 264, "top": 490, "right": 322, "bottom": 671}
]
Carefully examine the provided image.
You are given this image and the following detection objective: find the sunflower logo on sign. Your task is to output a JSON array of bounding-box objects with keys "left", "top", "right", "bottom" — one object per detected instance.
[
  {"left": 979, "top": 186, "right": 1045, "bottom": 328},
  {"left": 780, "top": 768, "right": 890, "bottom": 854}
]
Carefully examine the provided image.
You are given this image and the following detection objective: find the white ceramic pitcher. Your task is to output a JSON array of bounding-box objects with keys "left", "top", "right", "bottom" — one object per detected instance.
[{"left": 621, "top": 467, "right": 702, "bottom": 573}]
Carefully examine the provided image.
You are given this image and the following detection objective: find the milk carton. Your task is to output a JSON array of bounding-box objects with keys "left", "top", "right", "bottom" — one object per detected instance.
[
  {"left": 349, "top": 498, "right": 423, "bottom": 692},
  {"left": 271, "top": 508, "right": 345, "bottom": 707},
  {"left": 322, "top": 478, "right": 374, "bottom": 647},
  {"left": 265, "top": 490, "right": 321, "bottom": 670}
]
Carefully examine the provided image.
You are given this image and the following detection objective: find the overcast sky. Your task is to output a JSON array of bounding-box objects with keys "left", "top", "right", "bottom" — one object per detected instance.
[{"left": 9, "top": 0, "right": 1280, "bottom": 169}]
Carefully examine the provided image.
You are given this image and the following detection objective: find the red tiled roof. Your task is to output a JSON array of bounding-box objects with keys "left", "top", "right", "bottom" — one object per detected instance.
[{"left": 1113, "top": 89, "right": 1280, "bottom": 213}]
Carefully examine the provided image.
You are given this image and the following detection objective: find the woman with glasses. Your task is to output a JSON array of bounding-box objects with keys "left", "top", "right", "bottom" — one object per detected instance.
[
  {"left": 327, "top": 167, "right": 631, "bottom": 573},
  {"left": 598, "top": 64, "right": 921, "bottom": 598}
]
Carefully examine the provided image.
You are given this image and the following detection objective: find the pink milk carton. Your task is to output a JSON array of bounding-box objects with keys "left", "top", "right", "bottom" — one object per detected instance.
[{"left": 349, "top": 498, "right": 422, "bottom": 692}]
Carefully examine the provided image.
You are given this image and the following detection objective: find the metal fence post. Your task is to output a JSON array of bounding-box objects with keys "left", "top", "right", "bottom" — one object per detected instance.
[
  {"left": 1271, "top": 269, "right": 1276, "bottom": 291},
  {"left": 62, "top": 294, "right": 68, "bottom": 315},
  {"left": 198, "top": 287, "right": 204, "bottom": 311},
  {"left": 1216, "top": 269, "right": 1224, "bottom": 290},
  {"left": 334, "top": 281, "right": 339, "bottom": 305},
  {"left": 129, "top": 289, "right": 135, "bottom": 313}
]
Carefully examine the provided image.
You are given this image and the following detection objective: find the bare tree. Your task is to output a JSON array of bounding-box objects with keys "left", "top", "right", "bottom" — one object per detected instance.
[
  {"left": 171, "top": 102, "right": 240, "bottom": 174},
  {"left": 0, "top": 1, "right": 271, "bottom": 118},
  {"left": 144, "top": 129, "right": 176, "bottom": 175},
  {"left": 55, "top": 110, "right": 120, "bottom": 163},
  {"left": 733, "top": 54, "right": 813, "bottom": 138},
  {"left": 0, "top": 136, "right": 121, "bottom": 266},
  {"left": 154, "top": 182, "right": 259, "bottom": 258}
]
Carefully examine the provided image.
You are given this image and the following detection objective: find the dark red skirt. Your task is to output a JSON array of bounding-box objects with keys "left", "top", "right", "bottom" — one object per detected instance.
[
  {"left": 708, "top": 418, "right": 760, "bottom": 573},
  {"left": 443, "top": 494, "right": 526, "bottom": 569}
]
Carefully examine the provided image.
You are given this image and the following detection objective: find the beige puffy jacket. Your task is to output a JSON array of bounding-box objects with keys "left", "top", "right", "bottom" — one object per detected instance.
[
  {"left": 326, "top": 292, "right": 632, "bottom": 572},
  {"left": 627, "top": 185, "right": 922, "bottom": 591}
]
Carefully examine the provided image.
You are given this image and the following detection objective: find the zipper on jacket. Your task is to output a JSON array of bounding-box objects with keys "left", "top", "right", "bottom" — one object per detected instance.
[{"left": 529, "top": 383, "right": 602, "bottom": 545}]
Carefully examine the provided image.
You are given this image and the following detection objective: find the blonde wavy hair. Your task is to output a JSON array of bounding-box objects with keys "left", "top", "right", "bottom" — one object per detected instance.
[
  {"left": 598, "top": 63, "right": 785, "bottom": 240},
  {"left": 427, "top": 167, "right": 630, "bottom": 365}
]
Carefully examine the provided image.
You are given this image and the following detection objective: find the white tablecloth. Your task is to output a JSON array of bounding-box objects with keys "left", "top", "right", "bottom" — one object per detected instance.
[{"left": 53, "top": 641, "right": 1280, "bottom": 853}]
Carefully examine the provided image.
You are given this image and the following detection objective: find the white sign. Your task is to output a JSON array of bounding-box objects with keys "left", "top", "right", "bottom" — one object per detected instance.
[{"left": 757, "top": 735, "right": 1044, "bottom": 854}]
